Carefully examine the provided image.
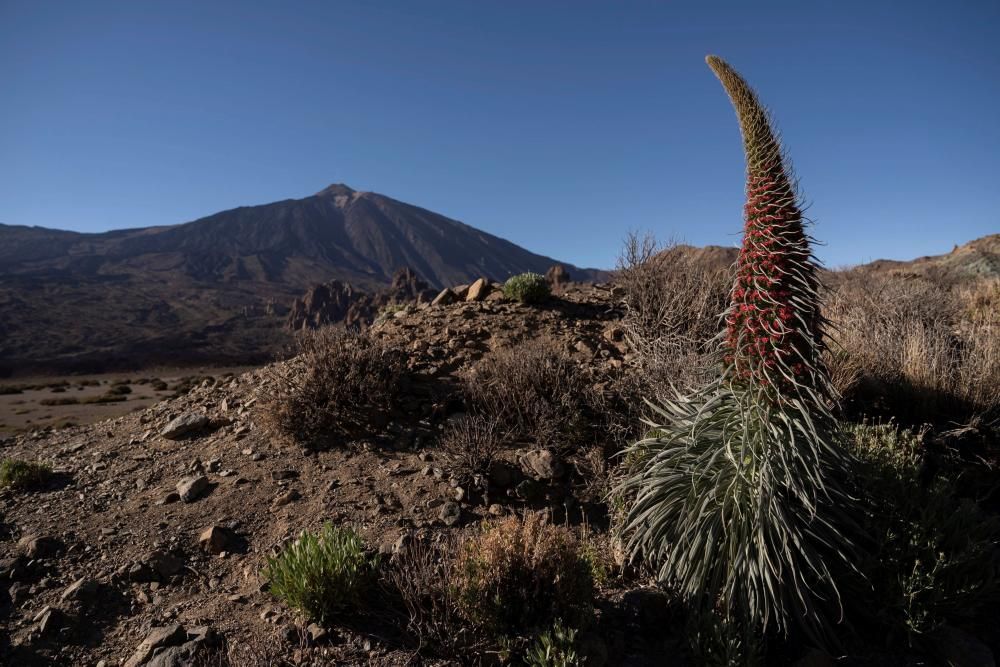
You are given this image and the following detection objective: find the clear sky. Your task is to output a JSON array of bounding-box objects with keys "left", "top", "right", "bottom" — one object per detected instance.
[{"left": 1, "top": 1, "right": 997, "bottom": 270}]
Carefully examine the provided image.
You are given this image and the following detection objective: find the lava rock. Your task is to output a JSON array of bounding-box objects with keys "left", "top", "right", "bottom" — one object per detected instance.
[
  {"left": 198, "top": 525, "right": 244, "bottom": 554},
  {"left": 160, "top": 413, "right": 209, "bottom": 440},
  {"left": 176, "top": 475, "right": 209, "bottom": 502},
  {"left": 520, "top": 449, "right": 565, "bottom": 481}
]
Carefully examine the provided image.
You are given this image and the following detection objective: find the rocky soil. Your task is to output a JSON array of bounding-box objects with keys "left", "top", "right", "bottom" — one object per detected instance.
[{"left": 0, "top": 283, "right": 670, "bottom": 666}]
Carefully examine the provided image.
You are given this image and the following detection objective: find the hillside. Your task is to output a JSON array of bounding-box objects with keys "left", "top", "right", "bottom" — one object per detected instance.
[{"left": 0, "top": 185, "right": 602, "bottom": 375}]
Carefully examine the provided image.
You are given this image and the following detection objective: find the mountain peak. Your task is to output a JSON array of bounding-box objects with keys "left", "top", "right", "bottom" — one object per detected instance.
[{"left": 315, "top": 183, "right": 356, "bottom": 198}]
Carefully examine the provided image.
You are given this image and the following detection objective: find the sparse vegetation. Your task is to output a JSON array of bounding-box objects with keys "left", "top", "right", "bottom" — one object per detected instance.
[
  {"left": 263, "top": 524, "right": 374, "bottom": 624},
  {"left": 453, "top": 512, "right": 594, "bottom": 640},
  {"left": 261, "top": 328, "right": 407, "bottom": 449},
  {"left": 503, "top": 272, "right": 551, "bottom": 304},
  {"left": 0, "top": 459, "right": 52, "bottom": 491},
  {"left": 440, "top": 414, "right": 509, "bottom": 479},
  {"left": 845, "top": 422, "right": 1000, "bottom": 644},
  {"left": 826, "top": 272, "right": 1000, "bottom": 425},
  {"left": 387, "top": 537, "right": 479, "bottom": 657},
  {"left": 464, "top": 340, "right": 601, "bottom": 450},
  {"left": 615, "top": 232, "right": 730, "bottom": 394}
]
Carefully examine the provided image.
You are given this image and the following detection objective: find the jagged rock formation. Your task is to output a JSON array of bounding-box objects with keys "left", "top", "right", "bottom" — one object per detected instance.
[{"left": 286, "top": 268, "right": 439, "bottom": 331}]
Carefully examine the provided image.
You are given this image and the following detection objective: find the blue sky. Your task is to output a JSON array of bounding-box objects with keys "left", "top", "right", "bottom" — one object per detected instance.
[{"left": 1, "top": 0, "right": 997, "bottom": 270}]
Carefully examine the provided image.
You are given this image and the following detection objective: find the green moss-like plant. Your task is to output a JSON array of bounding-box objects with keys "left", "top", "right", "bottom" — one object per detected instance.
[
  {"left": 617, "top": 56, "right": 855, "bottom": 646},
  {"left": 0, "top": 459, "right": 53, "bottom": 491},
  {"left": 263, "top": 524, "right": 374, "bottom": 624},
  {"left": 503, "top": 273, "right": 551, "bottom": 304}
]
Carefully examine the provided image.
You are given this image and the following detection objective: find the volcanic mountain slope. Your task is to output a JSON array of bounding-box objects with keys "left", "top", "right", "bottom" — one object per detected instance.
[{"left": 0, "top": 185, "right": 602, "bottom": 374}]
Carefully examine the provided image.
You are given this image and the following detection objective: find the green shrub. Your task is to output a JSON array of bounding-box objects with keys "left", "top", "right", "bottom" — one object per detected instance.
[
  {"left": 845, "top": 422, "right": 1000, "bottom": 643},
  {"left": 0, "top": 385, "right": 24, "bottom": 395},
  {"left": 454, "top": 512, "right": 594, "bottom": 639},
  {"left": 0, "top": 459, "right": 53, "bottom": 491},
  {"left": 263, "top": 524, "right": 374, "bottom": 624},
  {"left": 503, "top": 273, "right": 550, "bottom": 304},
  {"left": 526, "top": 620, "right": 582, "bottom": 667}
]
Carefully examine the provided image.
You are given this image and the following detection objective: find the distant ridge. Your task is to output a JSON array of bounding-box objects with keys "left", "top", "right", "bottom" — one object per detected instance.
[{"left": 0, "top": 185, "right": 604, "bottom": 374}]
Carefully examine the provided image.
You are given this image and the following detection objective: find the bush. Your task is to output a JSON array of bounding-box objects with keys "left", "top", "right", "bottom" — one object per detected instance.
[
  {"left": 454, "top": 512, "right": 594, "bottom": 639},
  {"left": 440, "top": 415, "right": 508, "bottom": 480},
  {"left": 82, "top": 394, "right": 127, "bottom": 404},
  {"left": 503, "top": 273, "right": 551, "bottom": 304},
  {"left": 844, "top": 423, "right": 1000, "bottom": 643},
  {"left": 0, "top": 459, "right": 52, "bottom": 491},
  {"left": 615, "top": 232, "right": 730, "bottom": 393},
  {"left": 261, "top": 328, "right": 407, "bottom": 449},
  {"left": 464, "top": 340, "right": 601, "bottom": 450},
  {"left": 263, "top": 524, "right": 374, "bottom": 624},
  {"left": 0, "top": 385, "right": 24, "bottom": 395},
  {"left": 39, "top": 397, "right": 80, "bottom": 406},
  {"left": 106, "top": 384, "right": 132, "bottom": 395}
]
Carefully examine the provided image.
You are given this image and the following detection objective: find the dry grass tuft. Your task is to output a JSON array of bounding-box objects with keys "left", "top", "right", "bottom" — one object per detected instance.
[
  {"left": 825, "top": 272, "right": 1000, "bottom": 424},
  {"left": 440, "top": 414, "right": 510, "bottom": 480}
]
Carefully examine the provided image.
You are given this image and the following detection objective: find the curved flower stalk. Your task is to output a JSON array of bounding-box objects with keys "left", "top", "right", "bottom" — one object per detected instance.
[{"left": 617, "top": 56, "right": 855, "bottom": 646}]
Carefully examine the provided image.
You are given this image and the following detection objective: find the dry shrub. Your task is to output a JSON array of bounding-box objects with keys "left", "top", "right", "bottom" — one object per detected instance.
[
  {"left": 453, "top": 512, "right": 594, "bottom": 639},
  {"left": 440, "top": 414, "right": 509, "bottom": 479},
  {"left": 386, "top": 537, "right": 480, "bottom": 658},
  {"left": 614, "top": 232, "right": 730, "bottom": 394},
  {"left": 825, "top": 272, "right": 1000, "bottom": 424},
  {"left": 959, "top": 277, "right": 1000, "bottom": 326},
  {"left": 464, "top": 340, "right": 601, "bottom": 450},
  {"left": 261, "top": 328, "right": 407, "bottom": 449}
]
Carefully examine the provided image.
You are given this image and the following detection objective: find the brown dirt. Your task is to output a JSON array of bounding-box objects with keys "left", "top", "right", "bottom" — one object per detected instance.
[{"left": 0, "top": 285, "right": 670, "bottom": 666}]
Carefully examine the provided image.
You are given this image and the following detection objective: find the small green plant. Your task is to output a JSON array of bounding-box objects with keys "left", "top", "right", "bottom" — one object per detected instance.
[
  {"left": 526, "top": 620, "right": 582, "bottom": 667},
  {"left": 263, "top": 524, "right": 374, "bottom": 624},
  {"left": 0, "top": 459, "right": 53, "bottom": 491},
  {"left": 503, "top": 273, "right": 551, "bottom": 304}
]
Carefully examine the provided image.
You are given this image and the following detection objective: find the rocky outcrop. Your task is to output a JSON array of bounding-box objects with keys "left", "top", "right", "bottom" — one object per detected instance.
[
  {"left": 545, "top": 264, "right": 572, "bottom": 291},
  {"left": 286, "top": 267, "right": 437, "bottom": 331}
]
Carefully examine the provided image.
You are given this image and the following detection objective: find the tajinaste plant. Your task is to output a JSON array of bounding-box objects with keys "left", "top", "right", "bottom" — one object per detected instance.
[{"left": 617, "top": 56, "right": 854, "bottom": 645}]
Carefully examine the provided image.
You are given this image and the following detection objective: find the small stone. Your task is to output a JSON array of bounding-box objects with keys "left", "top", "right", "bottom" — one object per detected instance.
[
  {"left": 124, "top": 624, "right": 187, "bottom": 667},
  {"left": 466, "top": 278, "right": 491, "bottom": 302},
  {"left": 270, "top": 469, "right": 297, "bottom": 481},
  {"left": 272, "top": 489, "right": 301, "bottom": 507},
  {"left": 431, "top": 288, "right": 456, "bottom": 307},
  {"left": 36, "top": 606, "right": 64, "bottom": 635},
  {"left": 59, "top": 577, "right": 98, "bottom": 602},
  {"left": 160, "top": 413, "right": 209, "bottom": 440},
  {"left": 145, "top": 550, "right": 184, "bottom": 579},
  {"left": 199, "top": 526, "right": 243, "bottom": 555},
  {"left": 306, "top": 622, "right": 328, "bottom": 643},
  {"left": 17, "top": 534, "right": 62, "bottom": 559},
  {"left": 520, "top": 449, "right": 564, "bottom": 481},
  {"left": 157, "top": 492, "right": 181, "bottom": 505},
  {"left": 439, "top": 502, "right": 461, "bottom": 527},
  {"left": 176, "top": 475, "right": 209, "bottom": 502}
]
